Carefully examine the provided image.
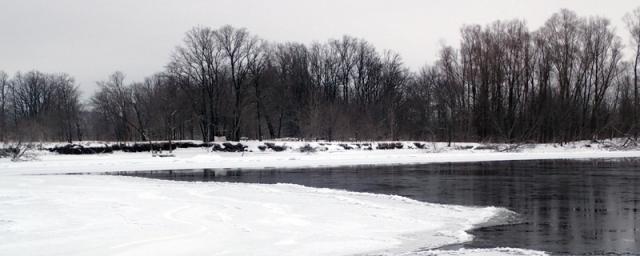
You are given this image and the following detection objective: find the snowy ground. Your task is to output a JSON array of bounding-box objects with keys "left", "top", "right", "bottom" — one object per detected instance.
[
  {"left": 2, "top": 139, "right": 640, "bottom": 175},
  {"left": 4, "top": 140, "right": 632, "bottom": 255},
  {"left": 0, "top": 175, "right": 546, "bottom": 256}
]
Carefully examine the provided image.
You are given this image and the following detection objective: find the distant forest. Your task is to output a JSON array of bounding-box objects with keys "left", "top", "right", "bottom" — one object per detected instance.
[{"left": 1, "top": 8, "right": 640, "bottom": 144}]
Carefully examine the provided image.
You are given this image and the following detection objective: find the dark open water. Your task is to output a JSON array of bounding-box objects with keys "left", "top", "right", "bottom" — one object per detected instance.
[{"left": 107, "top": 159, "right": 640, "bottom": 255}]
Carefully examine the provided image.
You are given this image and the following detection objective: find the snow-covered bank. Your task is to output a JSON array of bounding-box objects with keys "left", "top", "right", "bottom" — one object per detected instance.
[
  {"left": 0, "top": 174, "right": 540, "bottom": 256},
  {"left": 2, "top": 141, "right": 640, "bottom": 175}
]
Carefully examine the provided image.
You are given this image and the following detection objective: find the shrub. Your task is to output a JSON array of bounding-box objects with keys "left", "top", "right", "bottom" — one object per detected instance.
[
  {"left": 376, "top": 142, "right": 403, "bottom": 150},
  {"left": 221, "top": 143, "right": 246, "bottom": 152},
  {"left": 49, "top": 144, "right": 113, "bottom": 155},
  {"left": 338, "top": 144, "right": 353, "bottom": 150},
  {"left": 413, "top": 142, "right": 426, "bottom": 149},
  {"left": 264, "top": 142, "right": 287, "bottom": 152},
  {"left": 298, "top": 144, "right": 317, "bottom": 153}
]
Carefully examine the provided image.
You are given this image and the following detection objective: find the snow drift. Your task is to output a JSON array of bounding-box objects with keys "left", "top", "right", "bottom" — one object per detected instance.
[{"left": 0, "top": 175, "right": 543, "bottom": 256}]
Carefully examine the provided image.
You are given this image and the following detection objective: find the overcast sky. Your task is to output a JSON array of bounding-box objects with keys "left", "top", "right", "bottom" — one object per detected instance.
[{"left": 1, "top": 0, "right": 638, "bottom": 99}]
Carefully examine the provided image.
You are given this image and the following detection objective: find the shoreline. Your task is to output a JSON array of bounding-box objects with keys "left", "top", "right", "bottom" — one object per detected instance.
[{"left": 3, "top": 146, "right": 640, "bottom": 176}]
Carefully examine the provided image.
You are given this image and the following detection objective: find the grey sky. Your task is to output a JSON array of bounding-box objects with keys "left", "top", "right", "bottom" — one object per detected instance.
[{"left": 1, "top": 0, "right": 638, "bottom": 99}]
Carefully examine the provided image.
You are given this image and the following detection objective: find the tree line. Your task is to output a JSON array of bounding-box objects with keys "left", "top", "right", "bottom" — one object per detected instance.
[
  {"left": 1, "top": 8, "right": 640, "bottom": 144},
  {"left": 0, "top": 71, "right": 81, "bottom": 142}
]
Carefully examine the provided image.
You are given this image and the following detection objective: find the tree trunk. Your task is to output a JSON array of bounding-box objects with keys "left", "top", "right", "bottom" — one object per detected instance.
[
  {"left": 255, "top": 81, "right": 263, "bottom": 141},
  {"left": 634, "top": 45, "right": 639, "bottom": 138}
]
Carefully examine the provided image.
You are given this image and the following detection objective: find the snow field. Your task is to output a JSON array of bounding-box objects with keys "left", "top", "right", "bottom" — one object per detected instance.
[{"left": 0, "top": 175, "right": 537, "bottom": 256}]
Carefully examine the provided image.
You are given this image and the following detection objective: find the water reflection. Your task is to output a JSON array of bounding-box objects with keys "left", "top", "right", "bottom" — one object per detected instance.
[{"left": 108, "top": 159, "right": 640, "bottom": 255}]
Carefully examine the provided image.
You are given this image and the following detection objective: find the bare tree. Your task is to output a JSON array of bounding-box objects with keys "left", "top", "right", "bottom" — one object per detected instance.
[
  {"left": 3, "top": 71, "right": 82, "bottom": 142},
  {"left": 624, "top": 7, "right": 640, "bottom": 136},
  {"left": 48, "top": 73, "right": 81, "bottom": 143},
  {"left": 0, "top": 71, "right": 7, "bottom": 142},
  {"left": 246, "top": 40, "right": 271, "bottom": 141},
  {"left": 169, "top": 26, "right": 226, "bottom": 142},
  {"left": 581, "top": 17, "right": 623, "bottom": 138},
  {"left": 215, "top": 25, "right": 255, "bottom": 141},
  {"left": 91, "top": 72, "right": 136, "bottom": 141}
]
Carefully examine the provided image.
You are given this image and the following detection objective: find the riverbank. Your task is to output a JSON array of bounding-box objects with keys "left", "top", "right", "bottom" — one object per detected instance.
[{"left": 2, "top": 139, "right": 640, "bottom": 175}]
